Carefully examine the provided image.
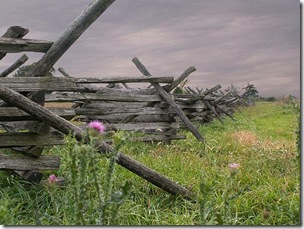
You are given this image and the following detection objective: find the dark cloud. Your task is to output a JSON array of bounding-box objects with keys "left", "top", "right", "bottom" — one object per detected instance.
[{"left": 0, "top": 0, "right": 300, "bottom": 97}]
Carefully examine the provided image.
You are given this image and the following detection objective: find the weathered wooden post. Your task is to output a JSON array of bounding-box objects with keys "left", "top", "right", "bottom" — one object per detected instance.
[
  {"left": 203, "top": 101, "right": 224, "bottom": 124},
  {"left": 132, "top": 57, "right": 204, "bottom": 142},
  {"left": 164, "top": 66, "right": 196, "bottom": 92},
  {"left": 0, "top": 26, "right": 29, "bottom": 60},
  {"left": 201, "top": 84, "right": 222, "bottom": 97},
  {"left": 27, "top": 0, "right": 116, "bottom": 77},
  {"left": 0, "top": 54, "right": 28, "bottom": 77}
]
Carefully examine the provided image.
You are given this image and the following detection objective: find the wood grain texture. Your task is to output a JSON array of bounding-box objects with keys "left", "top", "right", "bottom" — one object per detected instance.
[
  {"left": 0, "top": 107, "right": 75, "bottom": 121},
  {"left": 0, "top": 132, "right": 64, "bottom": 147},
  {"left": 0, "top": 77, "right": 78, "bottom": 91},
  {"left": 0, "top": 37, "right": 53, "bottom": 53},
  {"left": 0, "top": 154, "right": 60, "bottom": 170},
  {"left": 0, "top": 54, "right": 28, "bottom": 77},
  {"left": 0, "top": 76, "right": 173, "bottom": 91},
  {"left": 0, "top": 26, "right": 29, "bottom": 60}
]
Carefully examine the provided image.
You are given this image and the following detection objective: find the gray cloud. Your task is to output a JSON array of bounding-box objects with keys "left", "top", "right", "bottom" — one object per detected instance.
[{"left": 0, "top": 0, "right": 300, "bottom": 97}]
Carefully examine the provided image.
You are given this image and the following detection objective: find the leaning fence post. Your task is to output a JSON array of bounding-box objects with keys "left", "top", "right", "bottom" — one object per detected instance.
[
  {"left": 132, "top": 57, "right": 204, "bottom": 142},
  {"left": 27, "top": 0, "right": 116, "bottom": 77}
]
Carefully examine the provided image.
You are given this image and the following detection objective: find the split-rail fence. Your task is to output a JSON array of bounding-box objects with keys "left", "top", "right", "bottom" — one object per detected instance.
[{"left": 0, "top": 0, "right": 254, "bottom": 200}]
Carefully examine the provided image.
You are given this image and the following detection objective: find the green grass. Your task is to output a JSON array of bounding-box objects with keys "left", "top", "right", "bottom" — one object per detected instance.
[{"left": 0, "top": 101, "right": 300, "bottom": 225}]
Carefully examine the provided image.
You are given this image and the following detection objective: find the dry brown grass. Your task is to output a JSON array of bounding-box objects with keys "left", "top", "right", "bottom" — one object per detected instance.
[
  {"left": 230, "top": 130, "right": 295, "bottom": 151},
  {"left": 230, "top": 130, "right": 258, "bottom": 146}
]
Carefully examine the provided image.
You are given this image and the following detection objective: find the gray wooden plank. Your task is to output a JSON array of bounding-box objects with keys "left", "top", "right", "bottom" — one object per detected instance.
[
  {"left": 102, "top": 122, "right": 179, "bottom": 132},
  {"left": 0, "top": 154, "right": 60, "bottom": 170},
  {"left": 74, "top": 106, "right": 167, "bottom": 115},
  {"left": 46, "top": 91, "right": 162, "bottom": 102},
  {"left": 0, "top": 107, "right": 76, "bottom": 121},
  {"left": 0, "top": 77, "right": 79, "bottom": 91},
  {"left": 0, "top": 76, "right": 172, "bottom": 91},
  {"left": 0, "top": 37, "right": 53, "bottom": 53},
  {"left": 0, "top": 26, "right": 29, "bottom": 60},
  {"left": 0, "top": 132, "right": 64, "bottom": 147},
  {"left": 76, "top": 76, "right": 174, "bottom": 84}
]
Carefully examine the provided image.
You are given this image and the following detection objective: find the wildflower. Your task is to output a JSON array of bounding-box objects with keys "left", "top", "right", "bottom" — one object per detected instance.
[
  {"left": 88, "top": 120, "right": 106, "bottom": 134},
  {"left": 228, "top": 163, "right": 240, "bottom": 176},
  {"left": 228, "top": 163, "right": 240, "bottom": 169},
  {"left": 48, "top": 174, "right": 58, "bottom": 183}
]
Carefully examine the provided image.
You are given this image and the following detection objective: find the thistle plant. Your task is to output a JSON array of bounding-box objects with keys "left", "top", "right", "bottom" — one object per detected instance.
[
  {"left": 199, "top": 163, "right": 250, "bottom": 225},
  {"left": 42, "top": 120, "right": 132, "bottom": 225}
]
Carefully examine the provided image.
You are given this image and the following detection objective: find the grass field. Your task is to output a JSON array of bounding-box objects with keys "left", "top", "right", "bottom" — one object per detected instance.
[{"left": 0, "top": 100, "right": 301, "bottom": 225}]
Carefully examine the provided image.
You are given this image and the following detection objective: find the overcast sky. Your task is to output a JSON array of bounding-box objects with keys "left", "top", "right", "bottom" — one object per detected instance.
[{"left": 0, "top": 0, "right": 300, "bottom": 97}]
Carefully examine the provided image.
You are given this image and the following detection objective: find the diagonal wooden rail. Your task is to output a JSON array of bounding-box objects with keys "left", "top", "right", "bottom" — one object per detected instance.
[
  {"left": 27, "top": 0, "right": 116, "bottom": 77},
  {"left": 0, "top": 85, "right": 193, "bottom": 200},
  {"left": 0, "top": 54, "right": 28, "bottom": 77},
  {"left": 132, "top": 57, "right": 204, "bottom": 142}
]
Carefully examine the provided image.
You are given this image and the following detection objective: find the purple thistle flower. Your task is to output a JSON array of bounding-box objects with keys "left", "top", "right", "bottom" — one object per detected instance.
[
  {"left": 48, "top": 174, "right": 58, "bottom": 183},
  {"left": 228, "top": 163, "right": 240, "bottom": 176},
  {"left": 228, "top": 163, "right": 240, "bottom": 169},
  {"left": 88, "top": 120, "right": 106, "bottom": 134}
]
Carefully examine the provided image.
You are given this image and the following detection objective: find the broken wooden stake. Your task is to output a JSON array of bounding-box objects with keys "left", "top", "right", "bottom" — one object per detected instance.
[
  {"left": 58, "top": 67, "right": 70, "bottom": 77},
  {"left": 0, "top": 26, "right": 29, "bottom": 60}
]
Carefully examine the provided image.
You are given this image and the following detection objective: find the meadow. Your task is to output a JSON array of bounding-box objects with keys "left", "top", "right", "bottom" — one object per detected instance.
[{"left": 0, "top": 100, "right": 300, "bottom": 225}]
